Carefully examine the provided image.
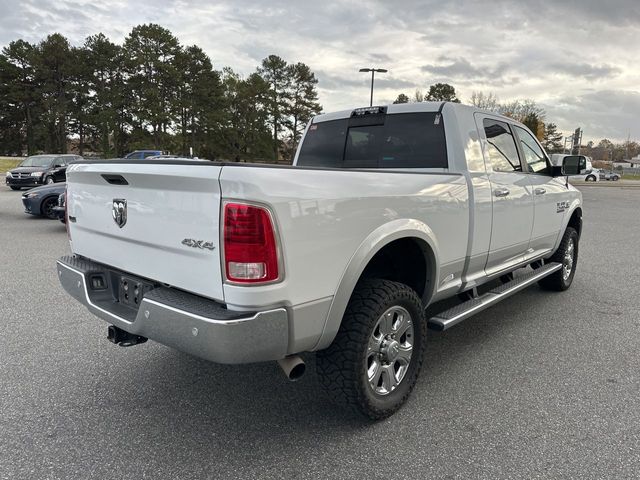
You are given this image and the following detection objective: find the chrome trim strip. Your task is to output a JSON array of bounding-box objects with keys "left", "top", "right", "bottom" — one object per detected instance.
[{"left": 141, "top": 298, "right": 285, "bottom": 326}]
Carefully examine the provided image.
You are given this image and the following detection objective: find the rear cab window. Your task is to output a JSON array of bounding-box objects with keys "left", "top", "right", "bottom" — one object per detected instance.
[{"left": 297, "top": 110, "right": 448, "bottom": 169}]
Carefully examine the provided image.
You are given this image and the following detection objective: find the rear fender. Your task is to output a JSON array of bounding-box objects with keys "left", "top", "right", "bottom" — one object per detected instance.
[{"left": 312, "top": 218, "right": 439, "bottom": 351}]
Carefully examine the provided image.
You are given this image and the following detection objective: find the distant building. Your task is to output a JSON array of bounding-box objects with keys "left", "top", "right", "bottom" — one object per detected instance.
[
  {"left": 613, "top": 158, "right": 640, "bottom": 169},
  {"left": 613, "top": 161, "right": 631, "bottom": 168}
]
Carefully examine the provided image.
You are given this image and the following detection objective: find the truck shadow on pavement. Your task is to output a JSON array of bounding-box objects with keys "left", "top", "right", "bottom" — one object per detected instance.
[
  {"left": 89, "top": 284, "right": 564, "bottom": 434},
  {"left": 35, "top": 283, "right": 582, "bottom": 478}
]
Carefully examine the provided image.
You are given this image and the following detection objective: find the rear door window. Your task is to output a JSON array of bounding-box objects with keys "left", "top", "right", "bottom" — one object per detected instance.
[
  {"left": 298, "top": 112, "right": 448, "bottom": 169},
  {"left": 482, "top": 119, "right": 522, "bottom": 173}
]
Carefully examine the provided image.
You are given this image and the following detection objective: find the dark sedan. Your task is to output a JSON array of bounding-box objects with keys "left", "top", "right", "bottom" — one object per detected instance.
[
  {"left": 6, "top": 154, "right": 82, "bottom": 190},
  {"left": 21, "top": 182, "right": 66, "bottom": 219}
]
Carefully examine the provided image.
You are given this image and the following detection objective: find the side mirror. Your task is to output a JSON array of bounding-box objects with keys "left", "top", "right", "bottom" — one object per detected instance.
[{"left": 561, "top": 156, "right": 586, "bottom": 175}]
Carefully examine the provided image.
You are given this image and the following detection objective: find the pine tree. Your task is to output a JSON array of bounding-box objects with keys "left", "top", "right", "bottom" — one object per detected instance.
[
  {"left": 36, "top": 34, "right": 75, "bottom": 153},
  {"left": 542, "top": 123, "right": 564, "bottom": 153},
  {"left": 284, "top": 62, "right": 322, "bottom": 161},
  {"left": 425, "top": 83, "right": 460, "bottom": 102},
  {"left": 258, "top": 55, "right": 290, "bottom": 161},
  {"left": 0, "top": 40, "right": 40, "bottom": 154},
  {"left": 124, "top": 24, "right": 180, "bottom": 149},
  {"left": 393, "top": 93, "right": 409, "bottom": 104}
]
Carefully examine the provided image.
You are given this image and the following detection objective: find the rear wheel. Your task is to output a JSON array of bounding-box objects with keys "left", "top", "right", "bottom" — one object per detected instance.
[
  {"left": 316, "top": 279, "right": 427, "bottom": 420},
  {"left": 538, "top": 227, "right": 578, "bottom": 291},
  {"left": 41, "top": 197, "right": 58, "bottom": 219}
]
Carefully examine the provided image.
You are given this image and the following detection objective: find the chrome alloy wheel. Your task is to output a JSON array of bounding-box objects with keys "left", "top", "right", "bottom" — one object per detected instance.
[
  {"left": 562, "top": 237, "right": 575, "bottom": 281},
  {"left": 366, "top": 306, "right": 414, "bottom": 396}
]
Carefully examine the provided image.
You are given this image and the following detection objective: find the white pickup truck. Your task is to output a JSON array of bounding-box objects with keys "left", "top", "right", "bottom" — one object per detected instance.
[{"left": 57, "top": 102, "right": 584, "bottom": 419}]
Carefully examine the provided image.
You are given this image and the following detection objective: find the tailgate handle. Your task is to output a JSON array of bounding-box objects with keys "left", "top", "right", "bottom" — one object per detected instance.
[{"left": 101, "top": 174, "right": 129, "bottom": 185}]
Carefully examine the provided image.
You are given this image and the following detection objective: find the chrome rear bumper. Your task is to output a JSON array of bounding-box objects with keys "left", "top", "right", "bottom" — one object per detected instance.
[{"left": 56, "top": 255, "right": 289, "bottom": 364}]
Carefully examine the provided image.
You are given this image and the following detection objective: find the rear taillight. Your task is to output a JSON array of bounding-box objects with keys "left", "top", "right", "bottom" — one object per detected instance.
[
  {"left": 64, "top": 187, "right": 70, "bottom": 241},
  {"left": 223, "top": 202, "right": 280, "bottom": 283}
]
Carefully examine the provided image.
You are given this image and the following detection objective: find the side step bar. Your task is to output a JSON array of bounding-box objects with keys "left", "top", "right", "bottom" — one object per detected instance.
[{"left": 427, "top": 262, "right": 562, "bottom": 331}]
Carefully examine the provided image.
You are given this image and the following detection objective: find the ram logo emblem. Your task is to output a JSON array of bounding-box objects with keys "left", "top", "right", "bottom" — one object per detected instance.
[{"left": 112, "top": 199, "right": 127, "bottom": 228}]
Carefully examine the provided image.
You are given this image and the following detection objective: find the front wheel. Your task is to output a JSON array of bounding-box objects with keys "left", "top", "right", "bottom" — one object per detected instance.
[
  {"left": 10, "top": 186, "right": 21, "bottom": 191},
  {"left": 41, "top": 197, "right": 59, "bottom": 219},
  {"left": 586, "top": 175, "right": 596, "bottom": 182},
  {"left": 45, "top": 176, "right": 55, "bottom": 185},
  {"left": 538, "top": 227, "right": 578, "bottom": 291},
  {"left": 316, "top": 279, "right": 427, "bottom": 420}
]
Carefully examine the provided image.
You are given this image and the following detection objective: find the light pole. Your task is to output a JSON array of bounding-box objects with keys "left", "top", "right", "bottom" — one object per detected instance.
[{"left": 359, "top": 67, "right": 387, "bottom": 106}]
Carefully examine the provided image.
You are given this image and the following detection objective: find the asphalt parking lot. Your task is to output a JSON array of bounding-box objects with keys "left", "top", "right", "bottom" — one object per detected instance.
[{"left": 1, "top": 185, "right": 639, "bottom": 479}]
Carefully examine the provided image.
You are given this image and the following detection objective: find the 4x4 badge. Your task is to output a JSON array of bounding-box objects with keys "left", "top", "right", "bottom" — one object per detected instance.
[
  {"left": 112, "top": 199, "right": 127, "bottom": 228},
  {"left": 181, "top": 238, "right": 215, "bottom": 251}
]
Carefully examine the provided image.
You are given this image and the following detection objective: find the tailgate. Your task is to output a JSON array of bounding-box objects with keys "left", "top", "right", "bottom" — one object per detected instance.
[{"left": 66, "top": 162, "right": 224, "bottom": 301}]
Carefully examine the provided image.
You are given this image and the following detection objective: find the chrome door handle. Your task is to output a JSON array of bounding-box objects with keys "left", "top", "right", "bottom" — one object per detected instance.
[
  {"left": 494, "top": 187, "right": 510, "bottom": 197},
  {"left": 534, "top": 187, "right": 546, "bottom": 195}
]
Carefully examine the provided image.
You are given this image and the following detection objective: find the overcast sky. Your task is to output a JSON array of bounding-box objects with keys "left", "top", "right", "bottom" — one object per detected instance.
[{"left": 1, "top": 0, "right": 638, "bottom": 142}]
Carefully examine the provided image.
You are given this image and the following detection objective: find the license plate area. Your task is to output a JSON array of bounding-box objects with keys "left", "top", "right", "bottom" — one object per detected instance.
[{"left": 116, "top": 274, "right": 155, "bottom": 308}]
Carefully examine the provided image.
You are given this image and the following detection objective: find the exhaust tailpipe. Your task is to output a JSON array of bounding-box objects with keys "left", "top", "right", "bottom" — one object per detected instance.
[
  {"left": 107, "top": 325, "right": 148, "bottom": 347},
  {"left": 277, "top": 355, "right": 306, "bottom": 381}
]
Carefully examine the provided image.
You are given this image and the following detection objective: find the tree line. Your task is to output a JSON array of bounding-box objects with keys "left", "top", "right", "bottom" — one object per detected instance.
[
  {"left": 2, "top": 27, "right": 635, "bottom": 164},
  {"left": 0, "top": 24, "right": 322, "bottom": 162}
]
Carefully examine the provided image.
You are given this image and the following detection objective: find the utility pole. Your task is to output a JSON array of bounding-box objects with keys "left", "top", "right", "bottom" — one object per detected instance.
[
  {"left": 626, "top": 131, "right": 631, "bottom": 160},
  {"left": 564, "top": 136, "right": 573, "bottom": 154},
  {"left": 573, "top": 128, "right": 582, "bottom": 155}
]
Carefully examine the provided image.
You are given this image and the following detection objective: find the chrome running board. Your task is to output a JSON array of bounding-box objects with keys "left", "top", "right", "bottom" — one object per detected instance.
[{"left": 427, "top": 262, "right": 562, "bottom": 331}]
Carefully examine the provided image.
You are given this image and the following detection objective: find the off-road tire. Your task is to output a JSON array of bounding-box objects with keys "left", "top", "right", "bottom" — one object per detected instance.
[
  {"left": 316, "top": 279, "right": 427, "bottom": 420},
  {"left": 538, "top": 227, "right": 578, "bottom": 291}
]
